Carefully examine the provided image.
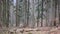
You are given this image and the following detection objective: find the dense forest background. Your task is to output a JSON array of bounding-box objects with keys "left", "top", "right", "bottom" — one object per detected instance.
[{"left": 0, "top": 0, "right": 60, "bottom": 28}]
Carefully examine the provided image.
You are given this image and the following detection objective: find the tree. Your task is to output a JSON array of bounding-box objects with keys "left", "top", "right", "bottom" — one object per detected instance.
[
  {"left": 16, "top": 0, "right": 19, "bottom": 27},
  {"left": 0, "top": 0, "right": 10, "bottom": 27},
  {"left": 40, "top": 0, "right": 43, "bottom": 27}
]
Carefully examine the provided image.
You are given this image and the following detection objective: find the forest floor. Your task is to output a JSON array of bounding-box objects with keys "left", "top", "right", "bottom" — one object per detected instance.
[{"left": 0, "top": 27, "right": 60, "bottom": 34}]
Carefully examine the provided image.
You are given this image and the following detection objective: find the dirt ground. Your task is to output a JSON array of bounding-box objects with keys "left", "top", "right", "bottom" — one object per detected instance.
[
  {"left": 8, "top": 27, "right": 60, "bottom": 34},
  {"left": 0, "top": 27, "right": 60, "bottom": 34}
]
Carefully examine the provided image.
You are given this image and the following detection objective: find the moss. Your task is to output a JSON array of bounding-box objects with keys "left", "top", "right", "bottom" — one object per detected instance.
[{"left": 28, "top": 32, "right": 32, "bottom": 34}]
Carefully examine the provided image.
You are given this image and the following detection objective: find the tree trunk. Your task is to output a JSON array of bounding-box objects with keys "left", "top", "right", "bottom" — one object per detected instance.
[{"left": 41, "top": 0, "right": 43, "bottom": 27}]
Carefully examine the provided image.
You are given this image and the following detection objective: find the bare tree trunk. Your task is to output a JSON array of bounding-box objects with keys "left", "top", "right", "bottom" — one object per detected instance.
[
  {"left": 27, "top": 0, "right": 29, "bottom": 27},
  {"left": 7, "top": 0, "right": 9, "bottom": 27},
  {"left": 58, "top": 0, "right": 60, "bottom": 25},
  {"left": 0, "top": 0, "right": 2, "bottom": 28},
  {"left": 16, "top": 0, "right": 18, "bottom": 27},
  {"left": 32, "top": 0, "right": 35, "bottom": 28},
  {"left": 23, "top": 0, "right": 28, "bottom": 27},
  {"left": 53, "top": 0, "right": 57, "bottom": 26},
  {"left": 41, "top": 0, "right": 43, "bottom": 27},
  {"left": 37, "top": 0, "right": 40, "bottom": 27},
  {"left": 56, "top": 1, "right": 59, "bottom": 26}
]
